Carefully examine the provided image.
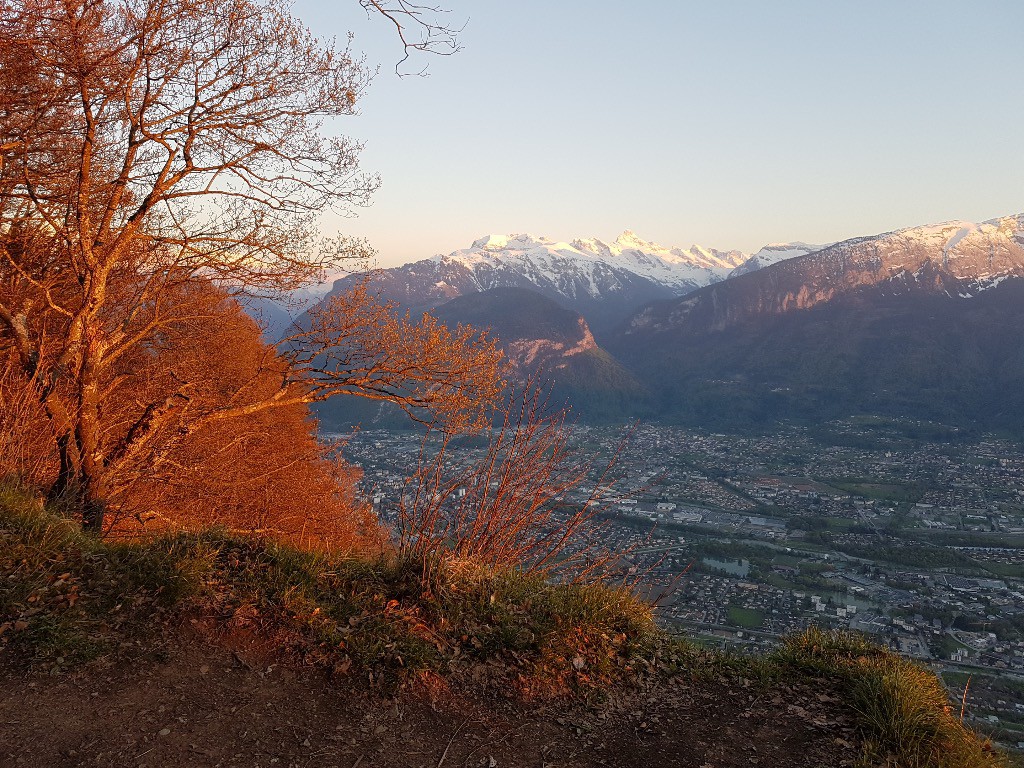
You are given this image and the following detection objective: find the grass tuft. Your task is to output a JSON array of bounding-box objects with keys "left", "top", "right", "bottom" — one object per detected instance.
[
  {"left": 0, "top": 481, "right": 227, "bottom": 662},
  {"left": 776, "top": 627, "right": 1009, "bottom": 768}
]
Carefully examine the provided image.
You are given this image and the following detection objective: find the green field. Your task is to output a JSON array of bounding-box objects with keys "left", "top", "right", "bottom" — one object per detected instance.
[
  {"left": 727, "top": 606, "right": 765, "bottom": 629},
  {"left": 941, "top": 670, "right": 979, "bottom": 687},
  {"left": 824, "top": 478, "right": 928, "bottom": 503}
]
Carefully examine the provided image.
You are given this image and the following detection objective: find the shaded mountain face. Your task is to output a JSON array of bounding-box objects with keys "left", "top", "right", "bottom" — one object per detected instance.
[
  {"left": 607, "top": 214, "right": 1024, "bottom": 435},
  {"left": 314, "top": 232, "right": 748, "bottom": 338},
  {"left": 434, "top": 290, "right": 647, "bottom": 415},
  {"left": 608, "top": 279, "right": 1024, "bottom": 435},
  {"left": 312, "top": 288, "right": 646, "bottom": 430},
  {"left": 430, "top": 288, "right": 645, "bottom": 420},
  {"left": 430, "top": 287, "right": 598, "bottom": 372},
  {"left": 623, "top": 214, "right": 1024, "bottom": 337}
]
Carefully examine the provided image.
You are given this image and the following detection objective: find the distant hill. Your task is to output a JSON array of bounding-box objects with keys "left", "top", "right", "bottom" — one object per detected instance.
[
  {"left": 238, "top": 284, "right": 336, "bottom": 341},
  {"left": 431, "top": 288, "right": 646, "bottom": 421}
]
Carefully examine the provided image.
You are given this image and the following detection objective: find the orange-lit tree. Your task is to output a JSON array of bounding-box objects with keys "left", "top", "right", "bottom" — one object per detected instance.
[
  {"left": 0, "top": 0, "right": 496, "bottom": 533},
  {"left": 93, "top": 279, "right": 387, "bottom": 551}
]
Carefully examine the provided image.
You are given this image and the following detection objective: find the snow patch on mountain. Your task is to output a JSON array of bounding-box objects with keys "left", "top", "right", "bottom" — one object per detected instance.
[
  {"left": 729, "top": 242, "right": 829, "bottom": 278},
  {"left": 966, "top": 273, "right": 1017, "bottom": 295},
  {"left": 873, "top": 214, "right": 1024, "bottom": 282}
]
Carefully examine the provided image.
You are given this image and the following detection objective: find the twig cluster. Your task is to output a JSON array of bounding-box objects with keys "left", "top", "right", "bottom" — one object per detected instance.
[{"left": 397, "top": 380, "right": 632, "bottom": 585}]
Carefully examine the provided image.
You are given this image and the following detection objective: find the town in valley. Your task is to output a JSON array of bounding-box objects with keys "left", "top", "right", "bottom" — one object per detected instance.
[{"left": 338, "top": 419, "right": 1024, "bottom": 749}]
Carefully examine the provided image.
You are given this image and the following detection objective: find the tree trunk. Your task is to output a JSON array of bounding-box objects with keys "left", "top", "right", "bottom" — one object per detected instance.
[
  {"left": 80, "top": 490, "right": 105, "bottom": 533},
  {"left": 46, "top": 432, "right": 76, "bottom": 503},
  {"left": 76, "top": 345, "right": 107, "bottom": 534}
]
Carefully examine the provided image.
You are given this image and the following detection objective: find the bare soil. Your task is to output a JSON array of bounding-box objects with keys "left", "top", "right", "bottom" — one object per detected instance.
[{"left": 0, "top": 628, "right": 862, "bottom": 768}]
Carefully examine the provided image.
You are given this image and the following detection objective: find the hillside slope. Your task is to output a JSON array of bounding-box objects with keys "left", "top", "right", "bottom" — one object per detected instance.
[
  {"left": 610, "top": 279, "right": 1024, "bottom": 434},
  {"left": 430, "top": 287, "right": 646, "bottom": 420},
  {"left": 0, "top": 488, "right": 1010, "bottom": 768}
]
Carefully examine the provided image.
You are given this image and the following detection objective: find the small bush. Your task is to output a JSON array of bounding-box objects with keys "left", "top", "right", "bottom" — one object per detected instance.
[{"left": 186, "top": 541, "right": 657, "bottom": 691}]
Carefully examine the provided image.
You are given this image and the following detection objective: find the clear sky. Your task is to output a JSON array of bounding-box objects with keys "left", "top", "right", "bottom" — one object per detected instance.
[{"left": 293, "top": 0, "right": 1024, "bottom": 268}]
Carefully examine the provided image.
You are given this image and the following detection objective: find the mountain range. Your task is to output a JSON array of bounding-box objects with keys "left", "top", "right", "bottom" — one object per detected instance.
[
  {"left": 607, "top": 214, "right": 1024, "bottom": 435},
  {"left": 313, "top": 231, "right": 781, "bottom": 337},
  {"left": 273, "top": 214, "right": 1024, "bottom": 436}
]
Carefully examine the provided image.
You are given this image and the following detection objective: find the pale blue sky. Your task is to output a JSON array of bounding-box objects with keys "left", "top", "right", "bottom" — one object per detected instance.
[{"left": 295, "top": 0, "right": 1024, "bottom": 267}]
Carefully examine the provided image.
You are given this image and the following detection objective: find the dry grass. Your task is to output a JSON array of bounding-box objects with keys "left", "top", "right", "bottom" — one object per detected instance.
[
  {"left": 0, "top": 482, "right": 656, "bottom": 692},
  {"left": 776, "top": 627, "right": 1009, "bottom": 768}
]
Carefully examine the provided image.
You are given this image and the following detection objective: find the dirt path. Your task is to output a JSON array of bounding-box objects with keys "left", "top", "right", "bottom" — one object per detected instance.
[{"left": 0, "top": 637, "right": 861, "bottom": 767}]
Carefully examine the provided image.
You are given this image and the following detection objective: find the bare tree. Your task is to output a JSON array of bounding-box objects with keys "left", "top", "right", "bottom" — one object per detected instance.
[
  {"left": 356, "top": 0, "right": 463, "bottom": 73},
  {"left": 0, "top": 0, "right": 489, "bottom": 531}
]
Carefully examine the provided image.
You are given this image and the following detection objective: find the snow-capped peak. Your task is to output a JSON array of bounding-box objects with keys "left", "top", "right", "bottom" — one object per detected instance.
[
  {"left": 471, "top": 233, "right": 547, "bottom": 251},
  {"left": 613, "top": 230, "right": 654, "bottom": 250},
  {"left": 443, "top": 231, "right": 748, "bottom": 296}
]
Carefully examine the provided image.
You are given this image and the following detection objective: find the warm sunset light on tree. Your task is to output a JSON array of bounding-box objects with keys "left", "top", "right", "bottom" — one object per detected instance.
[{"left": 0, "top": 0, "right": 500, "bottom": 540}]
